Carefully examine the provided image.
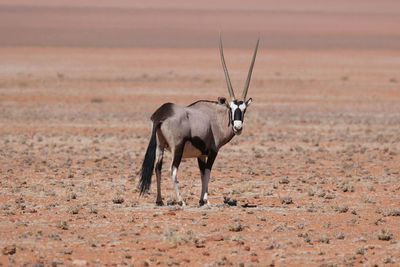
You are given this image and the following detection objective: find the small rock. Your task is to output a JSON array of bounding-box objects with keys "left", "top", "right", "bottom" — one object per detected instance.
[
  {"left": 112, "top": 195, "right": 125, "bottom": 204},
  {"left": 242, "top": 203, "right": 257, "bottom": 208},
  {"left": 356, "top": 247, "right": 366, "bottom": 255},
  {"left": 207, "top": 234, "right": 224, "bottom": 241},
  {"left": 378, "top": 229, "right": 393, "bottom": 241},
  {"left": 68, "top": 205, "right": 80, "bottom": 215},
  {"left": 265, "top": 245, "right": 274, "bottom": 250},
  {"left": 72, "top": 259, "right": 88, "bottom": 266},
  {"left": 63, "top": 249, "right": 73, "bottom": 255},
  {"left": 281, "top": 196, "right": 293, "bottom": 205},
  {"left": 229, "top": 222, "right": 244, "bottom": 232},
  {"left": 336, "top": 232, "right": 345, "bottom": 240},
  {"left": 279, "top": 177, "right": 290, "bottom": 184},
  {"left": 57, "top": 220, "right": 69, "bottom": 230},
  {"left": 223, "top": 197, "right": 237, "bottom": 206},
  {"left": 382, "top": 256, "right": 395, "bottom": 263},
  {"left": 52, "top": 259, "right": 64, "bottom": 266},
  {"left": 2, "top": 245, "right": 16, "bottom": 255}
]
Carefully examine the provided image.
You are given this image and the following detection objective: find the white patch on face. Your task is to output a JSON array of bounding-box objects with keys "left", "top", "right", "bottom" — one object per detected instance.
[
  {"left": 239, "top": 103, "right": 246, "bottom": 111},
  {"left": 233, "top": 120, "right": 243, "bottom": 128},
  {"left": 229, "top": 102, "right": 237, "bottom": 109}
]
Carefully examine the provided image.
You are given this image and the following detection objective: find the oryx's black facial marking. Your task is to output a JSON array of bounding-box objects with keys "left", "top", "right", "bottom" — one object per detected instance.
[{"left": 234, "top": 108, "right": 242, "bottom": 121}]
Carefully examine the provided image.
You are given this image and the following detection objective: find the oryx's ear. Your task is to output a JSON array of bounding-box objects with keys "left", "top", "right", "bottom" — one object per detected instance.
[
  {"left": 218, "top": 97, "right": 227, "bottom": 105},
  {"left": 246, "top": 98, "right": 253, "bottom": 106}
]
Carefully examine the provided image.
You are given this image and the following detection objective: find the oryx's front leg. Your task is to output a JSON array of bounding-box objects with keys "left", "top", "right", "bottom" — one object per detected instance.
[
  {"left": 197, "top": 156, "right": 209, "bottom": 206},
  {"left": 171, "top": 145, "right": 186, "bottom": 206},
  {"left": 198, "top": 152, "right": 217, "bottom": 206}
]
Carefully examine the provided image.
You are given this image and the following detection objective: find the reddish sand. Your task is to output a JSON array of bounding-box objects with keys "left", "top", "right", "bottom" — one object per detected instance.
[{"left": 1, "top": 1, "right": 400, "bottom": 266}]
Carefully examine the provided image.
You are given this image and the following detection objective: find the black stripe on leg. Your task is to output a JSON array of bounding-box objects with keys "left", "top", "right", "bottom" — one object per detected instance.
[
  {"left": 197, "top": 157, "right": 206, "bottom": 175},
  {"left": 206, "top": 151, "right": 218, "bottom": 170},
  {"left": 172, "top": 144, "right": 184, "bottom": 169},
  {"left": 156, "top": 157, "right": 163, "bottom": 172}
]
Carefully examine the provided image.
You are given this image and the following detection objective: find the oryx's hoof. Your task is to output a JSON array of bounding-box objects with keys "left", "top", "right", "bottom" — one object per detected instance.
[
  {"left": 156, "top": 200, "right": 164, "bottom": 206},
  {"left": 178, "top": 200, "right": 187, "bottom": 207},
  {"left": 199, "top": 199, "right": 211, "bottom": 207}
]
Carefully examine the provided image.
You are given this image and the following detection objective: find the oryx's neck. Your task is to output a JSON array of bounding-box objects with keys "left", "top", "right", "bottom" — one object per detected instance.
[{"left": 214, "top": 106, "right": 235, "bottom": 149}]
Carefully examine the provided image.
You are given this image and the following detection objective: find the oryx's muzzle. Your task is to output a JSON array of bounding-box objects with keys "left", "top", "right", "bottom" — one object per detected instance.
[{"left": 233, "top": 121, "right": 243, "bottom": 135}]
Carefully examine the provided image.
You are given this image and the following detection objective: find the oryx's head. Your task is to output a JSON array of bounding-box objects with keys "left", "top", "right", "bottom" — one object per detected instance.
[{"left": 219, "top": 34, "right": 259, "bottom": 135}]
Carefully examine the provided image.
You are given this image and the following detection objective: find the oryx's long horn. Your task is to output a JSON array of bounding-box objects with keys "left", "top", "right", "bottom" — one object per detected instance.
[
  {"left": 219, "top": 33, "right": 235, "bottom": 101},
  {"left": 241, "top": 38, "right": 259, "bottom": 101}
]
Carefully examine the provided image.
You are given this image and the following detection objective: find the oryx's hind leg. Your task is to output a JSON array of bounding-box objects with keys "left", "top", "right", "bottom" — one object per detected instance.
[
  {"left": 198, "top": 152, "right": 217, "bottom": 206},
  {"left": 155, "top": 146, "right": 164, "bottom": 206},
  {"left": 171, "top": 144, "right": 186, "bottom": 206}
]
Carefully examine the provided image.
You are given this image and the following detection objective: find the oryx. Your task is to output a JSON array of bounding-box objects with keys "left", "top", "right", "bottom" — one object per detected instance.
[{"left": 139, "top": 35, "right": 259, "bottom": 206}]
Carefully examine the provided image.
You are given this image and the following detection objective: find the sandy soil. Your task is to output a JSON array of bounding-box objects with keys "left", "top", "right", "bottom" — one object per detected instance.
[
  {"left": 1, "top": 0, "right": 400, "bottom": 266},
  {"left": 1, "top": 47, "right": 400, "bottom": 266}
]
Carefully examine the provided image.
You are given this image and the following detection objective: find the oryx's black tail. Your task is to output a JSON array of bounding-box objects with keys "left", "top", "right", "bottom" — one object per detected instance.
[
  {"left": 139, "top": 124, "right": 158, "bottom": 196},
  {"left": 139, "top": 103, "right": 174, "bottom": 196}
]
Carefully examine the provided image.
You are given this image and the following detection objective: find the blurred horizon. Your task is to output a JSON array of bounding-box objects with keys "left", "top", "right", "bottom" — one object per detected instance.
[{"left": 0, "top": 0, "right": 400, "bottom": 49}]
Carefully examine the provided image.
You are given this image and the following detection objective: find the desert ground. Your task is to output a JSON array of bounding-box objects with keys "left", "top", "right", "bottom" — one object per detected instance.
[{"left": 1, "top": 1, "right": 400, "bottom": 266}]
